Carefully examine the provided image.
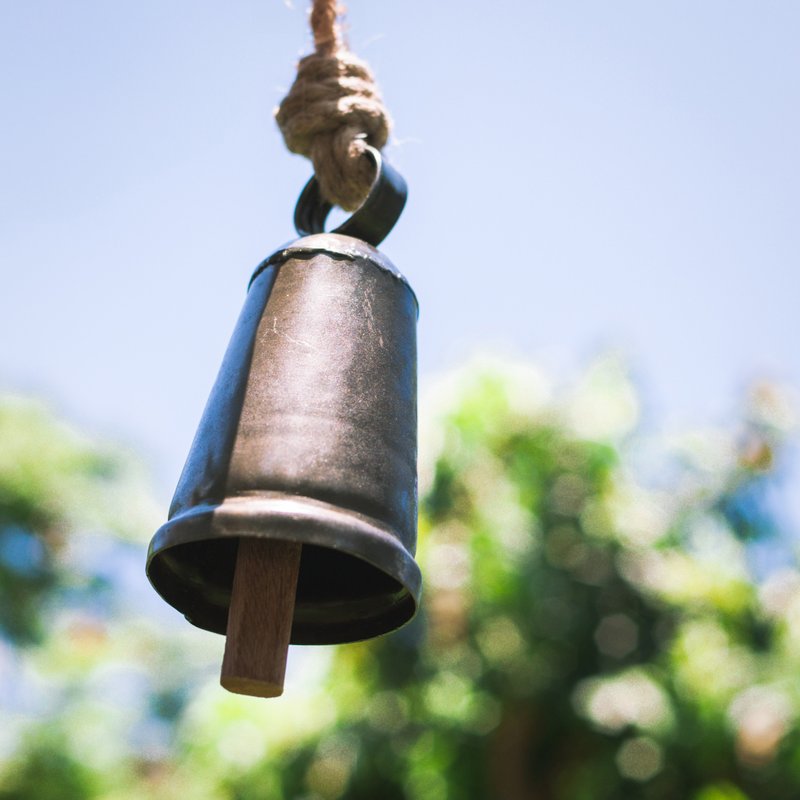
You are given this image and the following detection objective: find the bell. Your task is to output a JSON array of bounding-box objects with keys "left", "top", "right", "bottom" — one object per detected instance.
[{"left": 146, "top": 150, "right": 420, "bottom": 694}]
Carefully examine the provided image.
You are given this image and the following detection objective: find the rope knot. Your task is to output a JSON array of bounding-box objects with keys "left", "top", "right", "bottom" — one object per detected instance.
[{"left": 275, "top": 2, "right": 392, "bottom": 212}]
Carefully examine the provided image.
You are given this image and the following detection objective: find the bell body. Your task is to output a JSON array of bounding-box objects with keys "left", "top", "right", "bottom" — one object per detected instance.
[{"left": 146, "top": 233, "right": 420, "bottom": 644}]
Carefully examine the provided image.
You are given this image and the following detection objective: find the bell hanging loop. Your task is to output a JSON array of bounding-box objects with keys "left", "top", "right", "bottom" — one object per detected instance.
[{"left": 293, "top": 144, "right": 408, "bottom": 246}]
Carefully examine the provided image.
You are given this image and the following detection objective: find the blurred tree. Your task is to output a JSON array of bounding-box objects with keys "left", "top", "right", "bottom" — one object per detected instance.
[
  {"left": 0, "top": 359, "right": 798, "bottom": 800},
  {"left": 216, "top": 358, "right": 799, "bottom": 800},
  {"left": 0, "top": 396, "right": 218, "bottom": 799}
]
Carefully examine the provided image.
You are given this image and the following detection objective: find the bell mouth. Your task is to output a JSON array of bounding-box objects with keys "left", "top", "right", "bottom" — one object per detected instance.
[{"left": 146, "top": 494, "right": 421, "bottom": 645}]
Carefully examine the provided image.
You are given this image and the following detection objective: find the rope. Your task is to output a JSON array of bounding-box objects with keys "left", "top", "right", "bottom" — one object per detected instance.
[{"left": 275, "top": 0, "right": 391, "bottom": 211}]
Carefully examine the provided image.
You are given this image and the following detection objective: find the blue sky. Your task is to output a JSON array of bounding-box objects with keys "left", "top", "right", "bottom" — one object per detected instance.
[{"left": 1, "top": 1, "right": 798, "bottom": 524}]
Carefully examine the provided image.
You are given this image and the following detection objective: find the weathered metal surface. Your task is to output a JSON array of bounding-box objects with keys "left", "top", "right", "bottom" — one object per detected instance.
[{"left": 146, "top": 233, "right": 420, "bottom": 644}]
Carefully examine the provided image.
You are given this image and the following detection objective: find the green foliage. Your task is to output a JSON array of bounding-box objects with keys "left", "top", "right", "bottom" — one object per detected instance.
[
  {"left": 0, "top": 733, "right": 99, "bottom": 800},
  {"left": 0, "top": 397, "right": 157, "bottom": 644},
  {"left": 0, "top": 360, "right": 797, "bottom": 799}
]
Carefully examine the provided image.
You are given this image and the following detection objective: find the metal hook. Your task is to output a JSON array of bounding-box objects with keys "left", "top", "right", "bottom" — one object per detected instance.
[{"left": 293, "top": 145, "right": 407, "bottom": 247}]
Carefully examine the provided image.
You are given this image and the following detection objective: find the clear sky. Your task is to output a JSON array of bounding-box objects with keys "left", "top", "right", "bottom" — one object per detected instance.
[{"left": 1, "top": 1, "right": 798, "bottom": 523}]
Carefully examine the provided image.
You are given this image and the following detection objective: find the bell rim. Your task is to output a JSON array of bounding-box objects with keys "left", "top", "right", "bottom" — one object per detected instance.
[
  {"left": 146, "top": 493, "right": 421, "bottom": 645},
  {"left": 248, "top": 233, "right": 419, "bottom": 314}
]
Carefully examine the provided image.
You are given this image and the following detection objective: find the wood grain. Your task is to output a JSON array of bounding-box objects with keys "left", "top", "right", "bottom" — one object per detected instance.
[{"left": 220, "top": 537, "right": 302, "bottom": 698}]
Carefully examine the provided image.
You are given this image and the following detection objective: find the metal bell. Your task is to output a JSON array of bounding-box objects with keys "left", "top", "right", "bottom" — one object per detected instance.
[{"left": 146, "top": 152, "right": 420, "bottom": 646}]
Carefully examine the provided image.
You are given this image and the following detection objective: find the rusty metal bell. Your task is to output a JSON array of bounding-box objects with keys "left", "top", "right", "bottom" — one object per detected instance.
[{"left": 146, "top": 151, "right": 420, "bottom": 645}]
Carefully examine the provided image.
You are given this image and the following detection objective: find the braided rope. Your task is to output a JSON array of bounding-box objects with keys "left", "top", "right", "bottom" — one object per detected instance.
[{"left": 275, "top": 0, "right": 391, "bottom": 211}]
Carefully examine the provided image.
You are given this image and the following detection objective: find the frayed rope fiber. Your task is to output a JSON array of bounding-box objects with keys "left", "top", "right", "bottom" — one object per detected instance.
[{"left": 275, "top": 0, "right": 391, "bottom": 212}]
